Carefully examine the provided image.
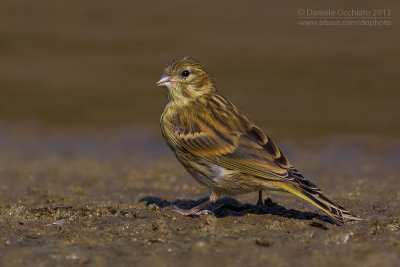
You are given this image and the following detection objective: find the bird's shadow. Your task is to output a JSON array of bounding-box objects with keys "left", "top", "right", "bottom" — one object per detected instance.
[{"left": 139, "top": 196, "right": 335, "bottom": 225}]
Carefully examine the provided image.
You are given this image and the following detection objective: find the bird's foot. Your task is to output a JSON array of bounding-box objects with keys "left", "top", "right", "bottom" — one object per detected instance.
[{"left": 172, "top": 205, "right": 213, "bottom": 216}]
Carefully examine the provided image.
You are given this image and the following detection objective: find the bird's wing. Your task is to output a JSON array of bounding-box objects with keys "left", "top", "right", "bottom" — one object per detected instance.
[{"left": 167, "top": 94, "right": 302, "bottom": 182}]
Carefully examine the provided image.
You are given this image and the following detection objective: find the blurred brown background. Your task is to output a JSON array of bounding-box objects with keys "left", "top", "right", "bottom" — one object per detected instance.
[{"left": 0, "top": 0, "right": 399, "bottom": 139}]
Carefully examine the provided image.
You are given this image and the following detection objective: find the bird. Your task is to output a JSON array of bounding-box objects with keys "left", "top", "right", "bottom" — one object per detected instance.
[{"left": 156, "top": 56, "right": 361, "bottom": 225}]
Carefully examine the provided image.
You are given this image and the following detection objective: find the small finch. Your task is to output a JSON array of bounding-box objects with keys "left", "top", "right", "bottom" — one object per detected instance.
[{"left": 156, "top": 56, "right": 360, "bottom": 225}]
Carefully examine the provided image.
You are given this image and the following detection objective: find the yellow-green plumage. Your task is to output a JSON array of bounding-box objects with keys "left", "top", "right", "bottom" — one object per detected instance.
[{"left": 157, "top": 56, "right": 360, "bottom": 225}]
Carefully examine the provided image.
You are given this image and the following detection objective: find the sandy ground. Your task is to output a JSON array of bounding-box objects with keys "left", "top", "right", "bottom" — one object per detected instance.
[{"left": 0, "top": 125, "right": 399, "bottom": 266}]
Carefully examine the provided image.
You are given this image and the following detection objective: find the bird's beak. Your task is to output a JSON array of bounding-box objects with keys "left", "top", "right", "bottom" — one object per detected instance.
[{"left": 156, "top": 74, "right": 172, "bottom": 88}]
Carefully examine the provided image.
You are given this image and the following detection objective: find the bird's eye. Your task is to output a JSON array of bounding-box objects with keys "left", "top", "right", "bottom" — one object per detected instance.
[{"left": 181, "top": 70, "right": 190, "bottom": 77}]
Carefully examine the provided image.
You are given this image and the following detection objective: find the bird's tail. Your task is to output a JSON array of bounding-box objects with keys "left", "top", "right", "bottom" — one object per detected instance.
[{"left": 272, "top": 181, "right": 362, "bottom": 225}]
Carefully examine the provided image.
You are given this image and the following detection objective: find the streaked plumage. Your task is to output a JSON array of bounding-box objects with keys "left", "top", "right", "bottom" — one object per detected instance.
[{"left": 157, "top": 56, "right": 360, "bottom": 225}]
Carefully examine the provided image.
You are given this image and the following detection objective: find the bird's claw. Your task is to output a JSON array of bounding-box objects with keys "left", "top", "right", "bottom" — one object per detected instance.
[{"left": 171, "top": 205, "right": 213, "bottom": 216}]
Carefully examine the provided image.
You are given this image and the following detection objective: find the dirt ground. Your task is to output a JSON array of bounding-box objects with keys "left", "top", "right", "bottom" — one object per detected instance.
[{"left": 0, "top": 125, "right": 399, "bottom": 267}]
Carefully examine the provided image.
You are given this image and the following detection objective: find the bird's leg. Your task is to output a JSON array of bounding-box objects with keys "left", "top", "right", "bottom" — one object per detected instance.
[
  {"left": 173, "top": 192, "right": 220, "bottom": 216},
  {"left": 172, "top": 200, "right": 213, "bottom": 216},
  {"left": 257, "top": 190, "right": 263, "bottom": 206}
]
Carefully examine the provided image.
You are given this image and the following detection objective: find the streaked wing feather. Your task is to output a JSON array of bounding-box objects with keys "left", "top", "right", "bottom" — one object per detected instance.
[{"left": 169, "top": 94, "right": 293, "bottom": 182}]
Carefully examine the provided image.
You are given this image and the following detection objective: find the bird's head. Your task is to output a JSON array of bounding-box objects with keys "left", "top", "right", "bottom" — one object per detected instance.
[{"left": 156, "top": 57, "right": 215, "bottom": 103}]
